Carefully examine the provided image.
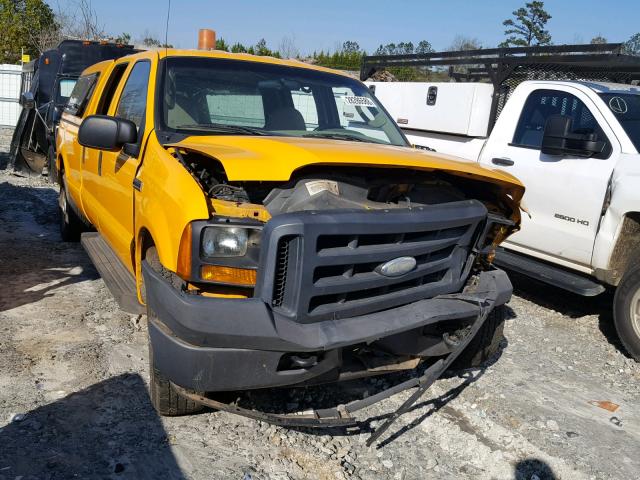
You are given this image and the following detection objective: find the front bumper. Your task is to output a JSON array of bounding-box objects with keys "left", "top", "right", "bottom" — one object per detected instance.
[{"left": 143, "top": 262, "right": 512, "bottom": 392}]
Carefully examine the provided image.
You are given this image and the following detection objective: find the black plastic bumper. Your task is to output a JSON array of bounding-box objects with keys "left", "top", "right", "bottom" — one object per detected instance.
[{"left": 143, "top": 262, "right": 512, "bottom": 392}]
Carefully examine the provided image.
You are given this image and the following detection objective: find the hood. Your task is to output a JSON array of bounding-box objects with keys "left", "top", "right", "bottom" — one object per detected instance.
[{"left": 168, "top": 135, "right": 524, "bottom": 200}]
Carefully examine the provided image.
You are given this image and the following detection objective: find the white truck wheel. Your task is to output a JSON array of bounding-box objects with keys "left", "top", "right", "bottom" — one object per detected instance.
[{"left": 614, "top": 263, "right": 640, "bottom": 361}]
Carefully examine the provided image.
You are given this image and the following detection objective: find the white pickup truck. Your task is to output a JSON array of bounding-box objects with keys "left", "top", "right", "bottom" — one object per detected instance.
[{"left": 366, "top": 46, "right": 640, "bottom": 360}]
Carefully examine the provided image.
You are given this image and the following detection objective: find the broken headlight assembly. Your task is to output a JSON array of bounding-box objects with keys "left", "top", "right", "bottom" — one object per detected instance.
[
  {"left": 474, "top": 213, "right": 516, "bottom": 264},
  {"left": 177, "top": 219, "right": 262, "bottom": 287}
]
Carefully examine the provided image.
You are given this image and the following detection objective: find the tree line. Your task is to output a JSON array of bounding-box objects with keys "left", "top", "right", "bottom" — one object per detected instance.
[{"left": 0, "top": 0, "right": 639, "bottom": 69}]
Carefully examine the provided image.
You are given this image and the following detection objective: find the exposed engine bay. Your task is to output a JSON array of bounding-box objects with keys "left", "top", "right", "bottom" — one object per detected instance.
[{"left": 174, "top": 149, "right": 519, "bottom": 221}]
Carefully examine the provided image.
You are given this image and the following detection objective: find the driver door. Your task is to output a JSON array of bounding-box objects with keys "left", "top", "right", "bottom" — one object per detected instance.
[{"left": 94, "top": 60, "right": 152, "bottom": 270}]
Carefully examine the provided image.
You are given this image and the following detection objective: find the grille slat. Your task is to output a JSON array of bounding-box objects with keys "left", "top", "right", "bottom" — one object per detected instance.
[
  {"left": 315, "top": 236, "right": 462, "bottom": 265},
  {"left": 309, "top": 270, "right": 448, "bottom": 316},
  {"left": 313, "top": 255, "right": 454, "bottom": 295}
]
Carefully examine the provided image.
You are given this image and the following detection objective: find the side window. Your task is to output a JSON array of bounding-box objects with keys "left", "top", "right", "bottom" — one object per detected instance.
[
  {"left": 65, "top": 73, "right": 98, "bottom": 117},
  {"left": 513, "top": 89, "right": 611, "bottom": 157},
  {"left": 96, "top": 62, "right": 128, "bottom": 115},
  {"left": 115, "top": 61, "right": 151, "bottom": 130}
]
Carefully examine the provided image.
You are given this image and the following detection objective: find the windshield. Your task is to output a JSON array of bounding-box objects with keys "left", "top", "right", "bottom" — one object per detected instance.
[
  {"left": 56, "top": 78, "right": 77, "bottom": 105},
  {"left": 159, "top": 57, "right": 408, "bottom": 147},
  {"left": 599, "top": 92, "right": 640, "bottom": 152}
]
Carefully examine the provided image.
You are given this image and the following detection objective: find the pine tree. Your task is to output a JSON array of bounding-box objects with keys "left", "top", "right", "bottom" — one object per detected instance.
[{"left": 500, "top": 1, "right": 552, "bottom": 47}]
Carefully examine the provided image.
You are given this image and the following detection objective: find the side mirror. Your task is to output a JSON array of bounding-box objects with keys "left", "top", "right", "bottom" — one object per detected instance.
[
  {"left": 541, "top": 115, "right": 605, "bottom": 157},
  {"left": 78, "top": 115, "right": 137, "bottom": 151},
  {"left": 20, "top": 91, "right": 35, "bottom": 110}
]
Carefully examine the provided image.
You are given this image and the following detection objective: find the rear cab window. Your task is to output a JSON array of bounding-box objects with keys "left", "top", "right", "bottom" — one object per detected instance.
[
  {"left": 95, "top": 62, "right": 129, "bottom": 116},
  {"left": 65, "top": 73, "right": 99, "bottom": 117}
]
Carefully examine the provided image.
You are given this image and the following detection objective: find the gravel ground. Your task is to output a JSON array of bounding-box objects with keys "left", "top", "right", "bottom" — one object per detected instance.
[{"left": 0, "top": 164, "right": 639, "bottom": 480}]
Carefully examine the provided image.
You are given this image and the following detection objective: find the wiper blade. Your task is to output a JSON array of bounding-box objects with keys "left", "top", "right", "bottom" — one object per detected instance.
[
  {"left": 176, "top": 123, "right": 270, "bottom": 136},
  {"left": 302, "top": 132, "right": 369, "bottom": 143}
]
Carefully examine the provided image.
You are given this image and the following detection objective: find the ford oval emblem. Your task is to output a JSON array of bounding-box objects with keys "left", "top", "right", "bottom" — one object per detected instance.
[{"left": 378, "top": 256, "right": 417, "bottom": 277}]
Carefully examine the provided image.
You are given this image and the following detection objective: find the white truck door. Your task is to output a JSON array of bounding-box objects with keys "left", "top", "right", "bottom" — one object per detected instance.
[{"left": 480, "top": 85, "right": 619, "bottom": 267}]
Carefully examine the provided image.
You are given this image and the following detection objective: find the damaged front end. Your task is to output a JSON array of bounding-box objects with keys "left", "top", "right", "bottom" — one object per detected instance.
[{"left": 144, "top": 140, "right": 522, "bottom": 444}]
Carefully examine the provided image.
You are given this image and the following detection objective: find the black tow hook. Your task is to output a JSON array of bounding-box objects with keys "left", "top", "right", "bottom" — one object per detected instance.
[
  {"left": 443, "top": 325, "right": 472, "bottom": 348},
  {"left": 289, "top": 354, "right": 318, "bottom": 369}
]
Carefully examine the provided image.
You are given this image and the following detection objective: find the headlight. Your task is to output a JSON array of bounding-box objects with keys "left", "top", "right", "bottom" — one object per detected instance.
[{"left": 201, "top": 226, "right": 261, "bottom": 258}]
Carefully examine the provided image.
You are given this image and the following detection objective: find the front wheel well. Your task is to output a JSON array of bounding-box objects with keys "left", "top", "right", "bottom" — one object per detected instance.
[
  {"left": 136, "top": 228, "right": 156, "bottom": 303},
  {"left": 136, "top": 228, "right": 184, "bottom": 303},
  {"left": 608, "top": 212, "right": 640, "bottom": 286}
]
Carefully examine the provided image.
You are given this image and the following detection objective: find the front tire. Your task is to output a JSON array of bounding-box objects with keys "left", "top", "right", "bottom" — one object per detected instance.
[
  {"left": 614, "top": 262, "right": 640, "bottom": 361},
  {"left": 452, "top": 305, "right": 506, "bottom": 369},
  {"left": 145, "top": 246, "right": 204, "bottom": 416},
  {"left": 148, "top": 336, "right": 204, "bottom": 416}
]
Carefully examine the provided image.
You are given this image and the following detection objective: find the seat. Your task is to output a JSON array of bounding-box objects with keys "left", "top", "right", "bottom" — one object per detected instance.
[{"left": 265, "top": 106, "right": 306, "bottom": 131}]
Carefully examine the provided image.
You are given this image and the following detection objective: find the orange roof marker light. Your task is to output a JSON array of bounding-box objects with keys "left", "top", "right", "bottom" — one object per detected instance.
[{"left": 198, "top": 29, "right": 216, "bottom": 50}]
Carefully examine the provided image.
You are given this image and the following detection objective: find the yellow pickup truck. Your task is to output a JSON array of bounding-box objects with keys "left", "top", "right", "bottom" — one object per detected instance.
[{"left": 56, "top": 48, "right": 523, "bottom": 433}]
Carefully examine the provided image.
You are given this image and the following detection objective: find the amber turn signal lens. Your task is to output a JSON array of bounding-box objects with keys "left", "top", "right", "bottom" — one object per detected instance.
[
  {"left": 200, "top": 265, "right": 257, "bottom": 286},
  {"left": 176, "top": 223, "right": 193, "bottom": 279}
]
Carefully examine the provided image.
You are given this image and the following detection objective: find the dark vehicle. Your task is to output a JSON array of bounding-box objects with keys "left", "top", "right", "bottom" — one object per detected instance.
[{"left": 8, "top": 40, "right": 137, "bottom": 179}]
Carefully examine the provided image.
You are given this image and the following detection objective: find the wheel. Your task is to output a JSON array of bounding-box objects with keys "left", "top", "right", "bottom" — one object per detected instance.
[
  {"left": 148, "top": 336, "right": 204, "bottom": 416},
  {"left": 452, "top": 305, "right": 506, "bottom": 369},
  {"left": 58, "top": 170, "right": 83, "bottom": 242},
  {"left": 145, "top": 246, "right": 204, "bottom": 416},
  {"left": 614, "top": 262, "right": 640, "bottom": 361}
]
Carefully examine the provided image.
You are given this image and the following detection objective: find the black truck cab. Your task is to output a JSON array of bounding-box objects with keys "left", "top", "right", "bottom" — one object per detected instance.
[{"left": 9, "top": 40, "right": 137, "bottom": 178}]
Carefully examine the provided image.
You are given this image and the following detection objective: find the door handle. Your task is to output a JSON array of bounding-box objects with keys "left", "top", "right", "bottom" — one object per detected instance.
[{"left": 492, "top": 157, "right": 515, "bottom": 167}]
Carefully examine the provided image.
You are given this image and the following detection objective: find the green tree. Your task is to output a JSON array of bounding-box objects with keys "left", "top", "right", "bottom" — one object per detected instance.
[
  {"left": 142, "top": 36, "right": 160, "bottom": 47},
  {"left": 341, "top": 40, "right": 360, "bottom": 54},
  {"left": 373, "top": 41, "right": 435, "bottom": 80},
  {"left": 416, "top": 40, "right": 434, "bottom": 54},
  {"left": 623, "top": 33, "right": 640, "bottom": 55},
  {"left": 311, "top": 40, "right": 364, "bottom": 70},
  {"left": 0, "top": 0, "right": 57, "bottom": 62},
  {"left": 215, "top": 38, "right": 229, "bottom": 51},
  {"left": 141, "top": 35, "right": 172, "bottom": 48},
  {"left": 231, "top": 42, "right": 248, "bottom": 53},
  {"left": 115, "top": 32, "right": 131, "bottom": 44},
  {"left": 500, "top": 1, "right": 552, "bottom": 47},
  {"left": 590, "top": 35, "right": 608, "bottom": 45}
]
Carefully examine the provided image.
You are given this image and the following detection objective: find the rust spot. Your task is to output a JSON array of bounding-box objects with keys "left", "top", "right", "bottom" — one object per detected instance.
[{"left": 589, "top": 400, "right": 620, "bottom": 412}]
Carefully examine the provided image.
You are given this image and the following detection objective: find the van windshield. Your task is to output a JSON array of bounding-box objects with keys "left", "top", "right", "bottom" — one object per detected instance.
[
  {"left": 56, "top": 78, "right": 77, "bottom": 104},
  {"left": 159, "top": 57, "right": 408, "bottom": 147},
  {"left": 599, "top": 92, "right": 640, "bottom": 152}
]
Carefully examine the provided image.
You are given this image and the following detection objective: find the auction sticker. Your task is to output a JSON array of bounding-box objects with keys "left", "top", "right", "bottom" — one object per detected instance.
[
  {"left": 305, "top": 180, "right": 339, "bottom": 196},
  {"left": 343, "top": 96, "right": 376, "bottom": 108}
]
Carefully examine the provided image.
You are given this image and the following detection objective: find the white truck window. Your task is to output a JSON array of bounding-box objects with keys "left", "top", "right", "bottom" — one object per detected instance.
[
  {"left": 599, "top": 93, "right": 640, "bottom": 152},
  {"left": 512, "top": 89, "right": 611, "bottom": 158},
  {"left": 206, "top": 89, "right": 265, "bottom": 128},
  {"left": 291, "top": 89, "right": 318, "bottom": 129}
]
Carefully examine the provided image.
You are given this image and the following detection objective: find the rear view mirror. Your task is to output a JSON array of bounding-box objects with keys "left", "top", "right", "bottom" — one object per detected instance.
[
  {"left": 541, "top": 115, "right": 605, "bottom": 157},
  {"left": 20, "top": 91, "right": 35, "bottom": 110},
  {"left": 78, "top": 115, "right": 137, "bottom": 151}
]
